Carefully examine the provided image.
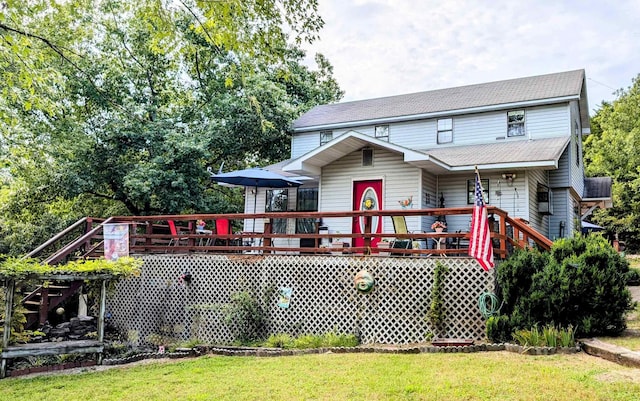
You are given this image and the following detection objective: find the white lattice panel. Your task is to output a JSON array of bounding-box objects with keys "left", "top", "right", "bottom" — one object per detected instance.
[{"left": 106, "top": 254, "right": 495, "bottom": 345}]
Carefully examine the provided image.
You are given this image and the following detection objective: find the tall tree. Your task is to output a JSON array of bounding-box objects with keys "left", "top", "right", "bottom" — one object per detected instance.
[
  {"left": 583, "top": 74, "right": 640, "bottom": 251},
  {"left": 0, "top": 0, "right": 342, "bottom": 255}
]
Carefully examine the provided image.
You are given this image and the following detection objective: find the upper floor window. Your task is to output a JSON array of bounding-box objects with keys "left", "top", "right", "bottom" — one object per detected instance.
[
  {"left": 574, "top": 121, "right": 580, "bottom": 166},
  {"left": 375, "top": 125, "right": 389, "bottom": 141},
  {"left": 437, "top": 118, "right": 453, "bottom": 144},
  {"left": 320, "top": 130, "right": 333, "bottom": 145},
  {"left": 507, "top": 110, "right": 525, "bottom": 137}
]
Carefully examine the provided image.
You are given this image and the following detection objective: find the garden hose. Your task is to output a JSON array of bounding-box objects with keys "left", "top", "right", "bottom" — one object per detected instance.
[{"left": 478, "top": 291, "right": 502, "bottom": 319}]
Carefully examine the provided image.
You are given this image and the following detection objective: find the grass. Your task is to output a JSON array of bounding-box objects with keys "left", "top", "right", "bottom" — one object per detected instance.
[
  {"left": 2, "top": 352, "right": 640, "bottom": 400},
  {"left": 598, "top": 336, "right": 640, "bottom": 351},
  {"left": 627, "top": 255, "right": 640, "bottom": 270},
  {"left": 626, "top": 301, "right": 640, "bottom": 330}
]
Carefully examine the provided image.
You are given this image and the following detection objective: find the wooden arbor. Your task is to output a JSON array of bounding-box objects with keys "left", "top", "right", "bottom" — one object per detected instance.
[{"left": 1, "top": 273, "right": 111, "bottom": 378}]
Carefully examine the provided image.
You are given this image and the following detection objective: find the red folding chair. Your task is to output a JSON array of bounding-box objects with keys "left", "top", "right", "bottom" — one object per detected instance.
[
  {"left": 215, "top": 219, "right": 231, "bottom": 246},
  {"left": 168, "top": 220, "right": 189, "bottom": 248}
]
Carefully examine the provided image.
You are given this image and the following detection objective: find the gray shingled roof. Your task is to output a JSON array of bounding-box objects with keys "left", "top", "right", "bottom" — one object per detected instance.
[
  {"left": 293, "top": 70, "right": 585, "bottom": 130},
  {"left": 423, "top": 137, "right": 570, "bottom": 167}
]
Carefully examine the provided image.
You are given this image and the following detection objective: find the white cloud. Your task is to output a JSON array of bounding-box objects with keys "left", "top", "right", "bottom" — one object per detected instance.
[{"left": 303, "top": 0, "right": 640, "bottom": 114}]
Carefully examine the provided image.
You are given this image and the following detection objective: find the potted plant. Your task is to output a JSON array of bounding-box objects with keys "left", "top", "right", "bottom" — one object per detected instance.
[{"left": 431, "top": 221, "right": 447, "bottom": 233}]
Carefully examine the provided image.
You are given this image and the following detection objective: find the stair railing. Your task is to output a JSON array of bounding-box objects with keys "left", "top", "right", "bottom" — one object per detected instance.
[{"left": 44, "top": 217, "right": 114, "bottom": 265}]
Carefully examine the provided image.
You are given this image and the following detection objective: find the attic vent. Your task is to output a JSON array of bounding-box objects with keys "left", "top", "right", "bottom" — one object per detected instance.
[{"left": 362, "top": 148, "right": 373, "bottom": 166}]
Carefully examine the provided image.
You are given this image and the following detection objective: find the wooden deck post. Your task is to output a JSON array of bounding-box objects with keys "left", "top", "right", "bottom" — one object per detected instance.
[
  {"left": 39, "top": 285, "right": 50, "bottom": 326},
  {"left": 363, "top": 216, "right": 372, "bottom": 254},
  {"left": 263, "top": 219, "right": 272, "bottom": 253},
  {"left": 1, "top": 279, "right": 15, "bottom": 378},
  {"left": 97, "top": 279, "right": 107, "bottom": 365}
]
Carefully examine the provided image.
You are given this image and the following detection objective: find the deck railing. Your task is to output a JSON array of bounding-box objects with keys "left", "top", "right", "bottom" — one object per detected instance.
[{"left": 29, "top": 207, "right": 553, "bottom": 265}]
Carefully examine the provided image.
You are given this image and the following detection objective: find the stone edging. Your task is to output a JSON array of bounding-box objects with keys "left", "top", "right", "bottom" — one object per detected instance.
[
  {"left": 6, "top": 343, "right": 585, "bottom": 377},
  {"left": 103, "top": 351, "right": 193, "bottom": 366},
  {"left": 581, "top": 338, "right": 640, "bottom": 368},
  {"left": 196, "top": 343, "right": 580, "bottom": 357}
]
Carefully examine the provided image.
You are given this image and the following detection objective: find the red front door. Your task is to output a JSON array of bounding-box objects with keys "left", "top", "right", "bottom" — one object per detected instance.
[{"left": 352, "top": 180, "right": 383, "bottom": 249}]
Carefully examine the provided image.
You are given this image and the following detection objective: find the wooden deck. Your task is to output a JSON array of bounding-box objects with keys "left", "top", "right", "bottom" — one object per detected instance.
[{"left": 25, "top": 207, "right": 552, "bottom": 265}]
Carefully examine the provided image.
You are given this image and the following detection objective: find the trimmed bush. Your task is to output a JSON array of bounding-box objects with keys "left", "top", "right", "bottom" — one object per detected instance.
[
  {"left": 493, "top": 235, "right": 633, "bottom": 338},
  {"left": 486, "top": 315, "right": 512, "bottom": 343}
]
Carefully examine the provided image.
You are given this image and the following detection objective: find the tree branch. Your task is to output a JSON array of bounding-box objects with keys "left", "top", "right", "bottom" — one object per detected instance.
[{"left": 0, "top": 22, "right": 139, "bottom": 121}]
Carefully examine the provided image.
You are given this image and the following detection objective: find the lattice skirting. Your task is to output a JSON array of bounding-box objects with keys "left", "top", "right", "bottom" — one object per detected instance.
[{"left": 106, "top": 254, "right": 496, "bottom": 345}]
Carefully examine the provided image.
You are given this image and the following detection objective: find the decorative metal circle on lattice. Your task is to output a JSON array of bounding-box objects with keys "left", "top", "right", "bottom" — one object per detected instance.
[{"left": 106, "top": 254, "right": 495, "bottom": 345}]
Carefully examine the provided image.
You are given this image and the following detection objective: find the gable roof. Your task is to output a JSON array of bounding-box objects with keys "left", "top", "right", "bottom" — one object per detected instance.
[{"left": 293, "top": 69, "right": 588, "bottom": 131}]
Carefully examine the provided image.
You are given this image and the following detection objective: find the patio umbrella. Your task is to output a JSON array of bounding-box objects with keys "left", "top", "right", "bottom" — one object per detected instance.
[
  {"left": 210, "top": 168, "right": 302, "bottom": 232},
  {"left": 581, "top": 220, "right": 604, "bottom": 234}
]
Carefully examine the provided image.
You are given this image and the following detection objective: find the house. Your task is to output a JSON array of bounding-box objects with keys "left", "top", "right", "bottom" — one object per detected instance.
[{"left": 235, "top": 69, "right": 611, "bottom": 248}]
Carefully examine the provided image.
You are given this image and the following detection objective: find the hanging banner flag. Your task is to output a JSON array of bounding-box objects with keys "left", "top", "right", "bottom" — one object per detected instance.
[
  {"left": 468, "top": 169, "right": 495, "bottom": 271},
  {"left": 103, "top": 223, "right": 129, "bottom": 261}
]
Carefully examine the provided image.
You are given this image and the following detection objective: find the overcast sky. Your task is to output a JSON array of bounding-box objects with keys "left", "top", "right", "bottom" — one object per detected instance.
[{"left": 302, "top": 0, "right": 640, "bottom": 115}]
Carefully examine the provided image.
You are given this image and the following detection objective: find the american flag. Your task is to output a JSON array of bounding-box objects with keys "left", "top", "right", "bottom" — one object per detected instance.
[{"left": 468, "top": 169, "right": 494, "bottom": 271}]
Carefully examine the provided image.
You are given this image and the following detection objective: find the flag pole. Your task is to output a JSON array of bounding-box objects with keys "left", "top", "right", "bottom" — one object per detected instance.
[{"left": 468, "top": 166, "right": 495, "bottom": 271}]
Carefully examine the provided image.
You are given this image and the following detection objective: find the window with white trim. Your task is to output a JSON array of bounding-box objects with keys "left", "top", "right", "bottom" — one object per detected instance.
[
  {"left": 507, "top": 110, "right": 525, "bottom": 137},
  {"left": 437, "top": 118, "right": 453, "bottom": 144},
  {"left": 375, "top": 125, "right": 389, "bottom": 141},
  {"left": 320, "top": 130, "right": 333, "bottom": 145}
]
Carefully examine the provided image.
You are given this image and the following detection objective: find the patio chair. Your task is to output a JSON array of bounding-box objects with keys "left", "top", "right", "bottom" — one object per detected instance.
[
  {"left": 167, "top": 220, "right": 189, "bottom": 248},
  {"left": 390, "top": 216, "right": 422, "bottom": 254},
  {"left": 214, "top": 218, "right": 231, "bottom": 246}
]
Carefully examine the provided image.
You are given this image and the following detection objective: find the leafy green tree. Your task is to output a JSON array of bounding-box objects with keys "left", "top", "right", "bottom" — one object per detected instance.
[
  {"left": 584, "top": 74, "right": 640, "bottom": 251},
  {"left": 0, "top": 0, "right": 342, "bottom": 255}
]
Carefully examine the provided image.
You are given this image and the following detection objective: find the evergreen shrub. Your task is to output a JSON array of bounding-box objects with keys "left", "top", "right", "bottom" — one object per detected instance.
[{"left": 490, "top": 235, "right": 633, "bottom": 340}]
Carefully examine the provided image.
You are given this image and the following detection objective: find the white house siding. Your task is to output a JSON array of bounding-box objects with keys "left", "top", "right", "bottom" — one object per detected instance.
[
  {"left": 527, "top": 170, "right": 550, "bottom": 237},
  {"left": 421, "top": 171, "right": 438, "bottom": 233},
  {"left": 320, "top": 147, "right": 421, "bottom": 242}
]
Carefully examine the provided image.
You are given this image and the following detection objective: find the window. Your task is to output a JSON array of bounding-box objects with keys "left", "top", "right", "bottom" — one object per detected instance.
[
  {"left": 507, "top": 110, "right": 525, "bottom": 137},
  {"left": 574, "top": 122, "right": 580, "bottom": 166},
  {"left": 320, "top": 130, "right": 333, "bottom": 145},
  {"left": 467, "top": 179, "right": 489, "bottom": 204},
  {"left": 296, "top": 188, "right": 318, "bottom": 234},
  {"left": 362, "top": 147, "right": 373, "bottom": 166},
  {"left": 266, "top": 189, "right": 288, "bottom": 233},
  {"left": 437, "top": 118, "right": 453, "bottom": 144},
  {"left": 375, "top": 125, "right": 389, "bottom": 141}
]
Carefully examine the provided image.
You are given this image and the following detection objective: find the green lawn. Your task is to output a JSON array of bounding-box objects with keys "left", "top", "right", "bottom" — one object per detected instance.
[{"left": 2, "top": 352, "right": 640, "bottom": 400}]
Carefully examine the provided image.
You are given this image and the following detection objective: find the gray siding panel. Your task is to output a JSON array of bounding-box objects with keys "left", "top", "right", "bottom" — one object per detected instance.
[
  {"left": 550, "top": 147, "right": 570, "bottom": 188},
  {"left": 291, "top": 104, "right": 574, "bottom": 158},
  {"left": 548, "top": 188, "right": 570, "bottom": 240},
  {"left": 569, "top": 101, "right": 585, "bottom": 198},
  {"left": 527, "top": 170, "right": 550, "bottom": 237}
]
